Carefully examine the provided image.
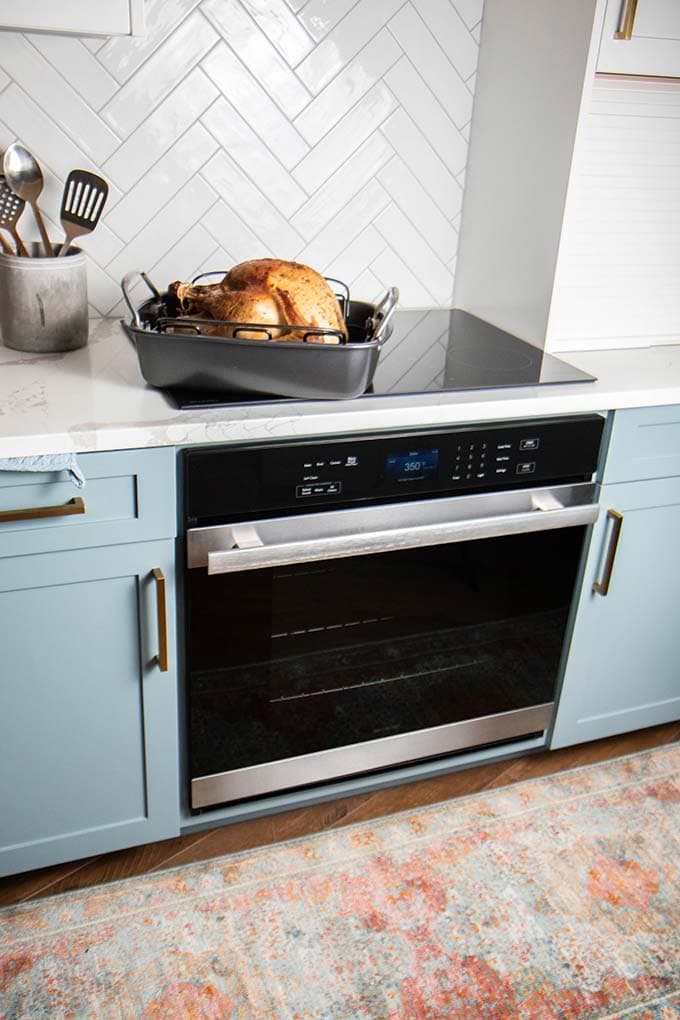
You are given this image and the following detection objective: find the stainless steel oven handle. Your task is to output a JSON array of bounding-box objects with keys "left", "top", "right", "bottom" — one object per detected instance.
[{"left": 188, "top": 483, "right": 599, "bottom": 576}]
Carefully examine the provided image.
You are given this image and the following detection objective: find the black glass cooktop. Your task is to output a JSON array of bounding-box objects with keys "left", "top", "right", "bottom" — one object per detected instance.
[{"left": 166, "top": 308, "right": 595, "bottom": 410}]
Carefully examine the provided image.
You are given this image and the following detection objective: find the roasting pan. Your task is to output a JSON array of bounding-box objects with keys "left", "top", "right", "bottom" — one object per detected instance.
[{"left": 121, "top": 270, "right": 398, "bottom": 401}]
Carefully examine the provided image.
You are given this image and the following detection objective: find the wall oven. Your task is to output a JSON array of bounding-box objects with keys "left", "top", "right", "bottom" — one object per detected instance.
[{"left": 183, "top": 415, "right": 603, "bottom": 812}]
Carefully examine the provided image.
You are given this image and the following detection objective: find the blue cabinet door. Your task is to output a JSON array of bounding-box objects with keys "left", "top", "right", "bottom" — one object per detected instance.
[
  {"left": 0, "top": 540, "right": 180, "bottom": 876},
  {"left": 551, "top": 476, "right": 680, "bottom": 748}
]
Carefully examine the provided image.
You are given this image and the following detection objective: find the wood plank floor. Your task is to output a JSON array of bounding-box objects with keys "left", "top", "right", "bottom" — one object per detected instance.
[{"left": 2, "top": 722, "right": 678, "bottom": 909}]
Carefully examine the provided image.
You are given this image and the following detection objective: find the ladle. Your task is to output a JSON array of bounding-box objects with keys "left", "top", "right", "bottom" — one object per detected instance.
[{"left": 3, "top": 143, "right": 52, "bottom": 257}]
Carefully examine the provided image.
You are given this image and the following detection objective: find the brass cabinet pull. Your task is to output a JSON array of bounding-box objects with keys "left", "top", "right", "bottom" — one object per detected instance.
[
  {"left": 592, "top": 509, "right": 624, "bottom": 596},
  {"left": 152, "top": 567, "right": 169, "bottom": 672},
  {"left": 614, "top": 0, "right": 638, "bottom": 39},
  {"left": 0, "top": 495, "right": 86, "bottom": 524}
]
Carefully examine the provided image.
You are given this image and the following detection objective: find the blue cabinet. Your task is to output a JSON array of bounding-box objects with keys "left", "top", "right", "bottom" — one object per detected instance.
[
  {"left": 551, "top": 406, "right": 680, "bottom": 748},
  {"left": 0, "top": 449, "right": 180, "bottom": 877}
]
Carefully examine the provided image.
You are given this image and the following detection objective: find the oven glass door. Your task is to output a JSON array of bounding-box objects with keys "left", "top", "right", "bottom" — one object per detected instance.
[{"left": 186, "top": 524, "right": 586, "bottom": 808}]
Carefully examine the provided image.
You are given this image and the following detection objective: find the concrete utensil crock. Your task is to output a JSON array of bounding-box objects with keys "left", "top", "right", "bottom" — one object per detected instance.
[{"left": 0, "top": 243, "right": 88, "bottom": 353}]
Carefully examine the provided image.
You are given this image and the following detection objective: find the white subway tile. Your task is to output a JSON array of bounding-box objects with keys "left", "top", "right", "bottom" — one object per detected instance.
[
  {"left": 0, "top": 0, "right": 482, "bottom": 322},
  {"left": 148, "top": 221, "right": 220, "bottom": 287},
  {"left": 200, "top": 200, "right": 268, "bottom": 264},
  {"left": 0, "top": 36, "right": 120, "bottom": 163},
  {"left": 385, "top": 57, "right": 468, "bottom": 174},
  {"left": 293, "top": 28, "right": 400, "bottom": 146},
  {"left": 100, "top": 11, "right": 218, "bottom": 137},
  {"left": 102, "top": 69, "right": 218, "bottom": 192},
  {"left": 83, "top": 38, "right": 107, "bottom": 54},
  {"left": 77, "top": 220, "right": 127, "bottom": 268},
  {"left": 371, "top": 248, "right": 438, "bottom": 307},
  {"left": 297, "top": 0, "right": 361, "bottom": 42},
  {"left": 105, "top": 176, "right": 217, "bottom": 280},
  {"left": 448, "top": 0, "right": 484, "bottom": 30},
  {"left": 105, "top": 123, "right": 219, "bottom": 242},
  {"left": 202, "top": 150, "right": 305, "bottom": 259},
  {"left": 347, "top": 267, "right": 383, "bottom": 304},
  {"left": 202, "top": 0, "right": 311, "bottom": 117},
  {"left": 298, "top": 178, "right": 390, "bottom": 269},
  {"left": 202, "top": 97, "right": 307, "bottom": 218},
  {"left": 202, "top": 43, "right": 309, "bottom": 169},
  {"left": 87, "top": 259, "right": 124, "bottom": 316},
  {"left": 326, "top": 224, "right": 387, "bottom": 283},
  {"left": 388, "top": 5, "right": 473, "bottom": 129},
  {"left": 0, "top": 83, "right": 113, "bottom": 185},
  {"left": 374, "top": 203, "right": 454, "bottom": 303},
  {"left": 377, "top": 156, "right": 459, "bottom": 262},
  {"left": 97, "top": 0, "right": 203, "bottom": 85},
  {"left": 0, "top": 118, "right": 13, "bottom": 151},
  {"left": 296, "top": 0, "right": 404, "bottom": 95},
  {"left": 413, "top": 0, "right": 478, "bottom": 81},
  {"left": 193, "top": 248, "right": 238, "bottom": 279},
  {"left": 293, "top": 82, "right": 396, "bottom": 194},
  {"left": 381, "top": 108, "right": 463, "bottom": 220},
  {"left": 26, "top": 35, "right": 119, "bottom": 110},
  {"left": 291, "top": 133, "right": 393, "bottom": 241},
  {"left": 238, "top": 0, "right": 315, "bottom": 65}
]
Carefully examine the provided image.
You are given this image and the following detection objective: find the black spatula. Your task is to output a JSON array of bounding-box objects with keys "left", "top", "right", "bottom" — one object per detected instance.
[{"left": 58, "top": 169, "right": 109, "bottom": 257}]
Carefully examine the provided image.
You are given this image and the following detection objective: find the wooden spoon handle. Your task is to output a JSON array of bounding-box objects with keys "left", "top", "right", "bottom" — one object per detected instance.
[
  {"left": 30, "top": 199, "right": 53, "bottom": 257},
  {"left": 11, "top": 228, "right": 29, "bottom": 257},
  {"left": 0, "top": 231, "right": 12, "bottom": 255}
]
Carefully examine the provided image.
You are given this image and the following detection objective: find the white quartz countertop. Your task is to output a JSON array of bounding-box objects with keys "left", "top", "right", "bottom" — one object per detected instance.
[{"left": 1, "top": 318, "right": 680, "bottom": 458}]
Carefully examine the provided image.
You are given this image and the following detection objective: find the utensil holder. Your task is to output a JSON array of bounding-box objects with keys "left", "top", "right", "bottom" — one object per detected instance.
[{"left": 0, "top": 243, "right": 88, "bottom": 353}]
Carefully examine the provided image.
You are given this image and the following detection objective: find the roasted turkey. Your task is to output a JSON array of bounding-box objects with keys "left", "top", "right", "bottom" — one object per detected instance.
[{"left": 167, "top": 259, "right": 347, "bottom": 343}]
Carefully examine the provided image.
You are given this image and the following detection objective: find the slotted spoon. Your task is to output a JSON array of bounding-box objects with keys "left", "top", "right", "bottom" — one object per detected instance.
[
  {"left": 0, "top": 176, "right": 29, "bottom": 256},
  {"left": 58, "top": 169, "right": 109, "bottom": 256}
]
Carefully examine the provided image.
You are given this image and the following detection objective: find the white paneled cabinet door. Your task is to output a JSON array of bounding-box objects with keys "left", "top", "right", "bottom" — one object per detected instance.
[
  {"left": 0, "top": 0, "right": 144, "bottom": 36},
  {"left": 598, "top": 0, "right": 680, "bottom": 76}
]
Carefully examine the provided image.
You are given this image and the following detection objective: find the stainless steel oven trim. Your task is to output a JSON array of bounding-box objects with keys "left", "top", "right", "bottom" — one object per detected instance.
[
  {"left": 191, "top": 703, "right": 554, "bottom": 808},
  {"left": 187, "top": 482, "right": 598, "bottom": 575}
]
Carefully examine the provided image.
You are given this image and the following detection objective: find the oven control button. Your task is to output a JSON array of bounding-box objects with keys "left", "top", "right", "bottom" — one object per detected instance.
[
  {"left": 517, "top": 461, "right": 536, "bottom": 475},
  {"left": 495, "top": 467, "right": 508, "bottom": 475},
  {"left": 296, "top": 481, "right": 342, "bottom": 498},
  {"left": 519, "top": 438, "right": 540, "bottom": 451},
  {"left": 497, "top": 442, "right": 512, "bottom": 450}
]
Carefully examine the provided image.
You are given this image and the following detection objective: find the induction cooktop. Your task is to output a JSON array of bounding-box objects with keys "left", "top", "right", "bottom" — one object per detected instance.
[{"left": 165, "top": 308, "right": 595, "bottom": 410}]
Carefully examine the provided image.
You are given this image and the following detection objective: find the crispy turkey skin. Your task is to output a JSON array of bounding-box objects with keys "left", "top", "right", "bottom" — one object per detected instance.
[{"left": 168, "top": 259, "right": 347, "bottom": 342}]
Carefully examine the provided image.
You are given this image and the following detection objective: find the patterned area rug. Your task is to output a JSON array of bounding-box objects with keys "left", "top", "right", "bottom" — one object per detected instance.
[{"left": 2, "top": 744, "right": 679, "bottom": 1019}]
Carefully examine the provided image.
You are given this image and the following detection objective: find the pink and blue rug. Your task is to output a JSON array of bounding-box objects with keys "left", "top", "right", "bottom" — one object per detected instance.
[{"left": 2, "top": 743, "right": 679, "bottom": 1018}]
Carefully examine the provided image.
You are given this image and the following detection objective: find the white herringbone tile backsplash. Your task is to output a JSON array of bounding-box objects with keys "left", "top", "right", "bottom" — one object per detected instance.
[{"left": 0, "top": 0, "right": 482, "bottom": 316}]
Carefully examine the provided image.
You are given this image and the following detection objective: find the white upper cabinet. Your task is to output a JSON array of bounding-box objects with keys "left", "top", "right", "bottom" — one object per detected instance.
[
  {"left": 598, "top": 0, "right": 680, "bottom": 76},
  {"left": 0, "top": 0, "right": 144, "bottom": 36}
]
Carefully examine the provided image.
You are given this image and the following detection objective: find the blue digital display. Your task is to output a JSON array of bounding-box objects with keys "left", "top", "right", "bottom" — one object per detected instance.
[{"left": 386, "top": 448, "right": 439, "bottom": 481}]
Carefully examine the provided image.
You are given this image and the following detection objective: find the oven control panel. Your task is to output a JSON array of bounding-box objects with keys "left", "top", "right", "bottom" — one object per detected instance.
[{"left": 184, "top": 415, "right": 604, "bottom": 522}]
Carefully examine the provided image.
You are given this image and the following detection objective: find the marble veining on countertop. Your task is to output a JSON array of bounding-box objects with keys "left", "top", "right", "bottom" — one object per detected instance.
[{"left": 1, "top": 318, "right": 680, "bottom": 458}]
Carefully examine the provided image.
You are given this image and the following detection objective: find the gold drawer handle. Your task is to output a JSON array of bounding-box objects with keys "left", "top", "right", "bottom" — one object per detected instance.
[
  {"left": 614, "top": 0, "right": 638, "bottom": 40},
  {"left": 0, "top": 495, "right": 86, "bottom": 524},
  {"left": 152, "top": 567, "right": 169, "bottom": 672},
  {"left": 592, "top": 509, "right": 623, "bottom": 597}
]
